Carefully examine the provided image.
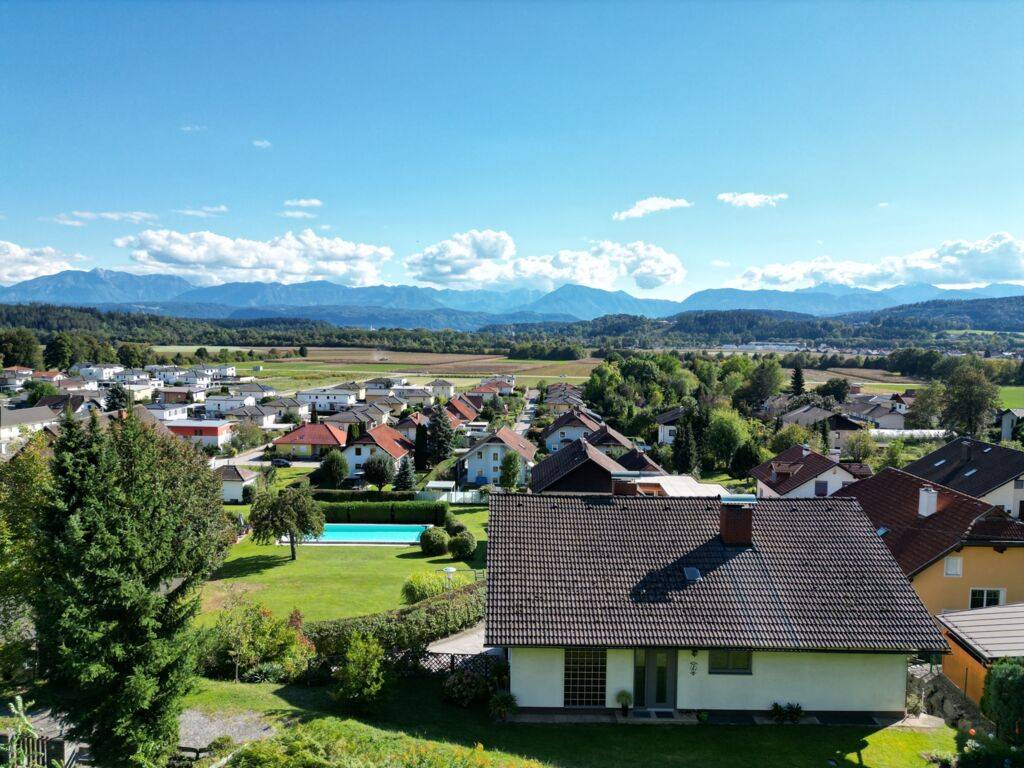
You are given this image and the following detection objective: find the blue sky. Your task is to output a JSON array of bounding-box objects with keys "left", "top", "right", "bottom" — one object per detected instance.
[{"left": 2, "top": 0, "right": 1023, "bottom": 297}]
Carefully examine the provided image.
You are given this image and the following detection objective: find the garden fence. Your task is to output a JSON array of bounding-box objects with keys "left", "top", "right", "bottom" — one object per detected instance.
[{"left": 415, "top": 490, "right": 486, "bottom": 505}]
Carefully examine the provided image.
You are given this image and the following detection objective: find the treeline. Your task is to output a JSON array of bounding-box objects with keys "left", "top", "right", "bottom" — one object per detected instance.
[{"left": 507, "top": 342, "right": 586, "bottom": 360}]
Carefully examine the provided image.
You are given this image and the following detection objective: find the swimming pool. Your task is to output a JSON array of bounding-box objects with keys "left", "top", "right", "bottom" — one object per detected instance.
[{"left": 308, "top": 523, "right": 429, "bottom": 545}]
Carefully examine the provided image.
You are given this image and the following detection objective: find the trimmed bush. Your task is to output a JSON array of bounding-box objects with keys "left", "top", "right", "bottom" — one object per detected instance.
[
  {"left": 448, "top": 530, "right": 477, "bottom": 560},
  {"left": 401, "top": 570, "right": 474, "bottom": 604},
  {"left": 305, "top": 581, "right": 486, "bottom": 666},
  {"left": 318, "top": 500, "right": 447, "bottom": 525},
  {"left": 981, "top": 657, "right": 1024, "bottom": 743},
  {"left": 311, "top": 489, "right": 416, "bottom": 502},
  {"left": 444, "top": 511, "right": 468, "bottom": 536},
  {"left": 419, "top": 527, "right": 450, "bottom": 556},
  {"left": 333, "top": 632, "right": 387, "bottom": 712}
]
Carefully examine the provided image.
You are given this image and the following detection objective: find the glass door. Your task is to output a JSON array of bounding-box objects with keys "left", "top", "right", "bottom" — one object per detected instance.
[{"left": 634, "top": 649, "right": 676, "bottom": 709}]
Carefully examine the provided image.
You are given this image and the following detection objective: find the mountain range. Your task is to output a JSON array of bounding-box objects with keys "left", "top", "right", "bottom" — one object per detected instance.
[{"left": 2, "top": 268, "right": 1024, "bottom": 329}]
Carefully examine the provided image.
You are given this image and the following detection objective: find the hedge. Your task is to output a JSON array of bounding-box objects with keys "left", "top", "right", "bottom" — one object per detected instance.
[
  {"left": 317, "top": 500, "right": 448, "bottom": 525},
  {"left": 312, "top": 489, "right": 417, "bottom": 502},
  {"left": 305, "top": 580, "right": 485, "bottom": 667}
]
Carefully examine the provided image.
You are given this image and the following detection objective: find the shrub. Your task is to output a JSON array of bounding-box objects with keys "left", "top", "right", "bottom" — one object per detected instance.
[
  {"left": 957, "top": 737, "right": 1024, "bottom": 768},
  {"left": 305, "top": 581, "right": 486, "bottom": 667},
  {"left": 489, "top": 691, "right": 518, "bottom": 721},
  {"left": 363, "top": 453, "right": 396, "bottom": 489},
  {"left": 310, "top": 449, "right": 349, "bottom": 489},
  {"left": 420, "top": 527, "right": 450, "bottom": 556},
  {"left": 442, "top": 669, "right": 490, "bottom": 708},
  {"left": 448, "top": 531, "right": 477, "bottom": 560},
  {"left": 241, "top": 483, "right": 258, "bottom": 504},
  {"left": 333, "top": 632, "right": 386, "bottom": 711},
  {"left": 981, "top": 657, "right": 1024, "bottom": 743},
  {"left": 318, "top": 500, "right": 447, "bottom": 525},
  {"left": 401, "top": 570, "right": 474, "bottom": 604},
  {"left": 444, "top": 511, "right": 468, "bottom": 536},
  {"left": 201, "top": 596, "right": 314, "bottom": 683},
  {"left": 769, "top": 701, "right": 803, "bottom": 724}
]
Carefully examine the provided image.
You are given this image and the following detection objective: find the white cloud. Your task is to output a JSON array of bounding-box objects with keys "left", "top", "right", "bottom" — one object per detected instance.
[
  {"left": 176, "top": 204, "right": 228, "bottom": 218},
  {"left": 279, "top": 210, "right": 316, "bottom": 219},
  {"left": 612, "top": 196, "right": 694, "bottom": 221},
  {"left": 252, "top": 139, "right": 272, "bottom": 149},
  {"left": 711, "top": 259, "right": 731, "bottom": 268},
  {"left": 114, "top": 228, "right": 393, "bottom": 286},
  {"left": 405, "top": 230, "right": 686, "bottom": 291},
  {"left": 730, "top": 232, "right": 1024, "bottom": 290},
  {"left": 0, "top": 241, "right": 85, "bottom": 285},
  {"left": 717, "top": 192, "right": 789, "bottom": 208},
  {"left": 52, "top": 210, "right": 159, "bottom": 226},
  {"left": 877, "top": 202, "right": 890, "bottom": 208},
  {"left": 284, "top": 198, "right": 323, "bottom": 208},
  {"left": 180, "top": 124, "right": 206, "bottom": 133}
]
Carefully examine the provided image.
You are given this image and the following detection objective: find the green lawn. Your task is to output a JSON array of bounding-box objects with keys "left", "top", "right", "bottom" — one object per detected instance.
[
  {"left": 185, "top": 677, "right": 956, "bottom": 768},
  {"left": 201, "top": 506, "right": 487, "bottom": 622},
  {"left": 1000, "top": 386, "right": 1024, "bottom": 408},
  {"left": 223, "top": 465, "right": 315, "bottom": 520}
]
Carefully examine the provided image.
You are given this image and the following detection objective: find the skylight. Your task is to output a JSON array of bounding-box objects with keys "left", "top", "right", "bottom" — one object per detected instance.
[
  {"left": 876, "top": 527, "right": 889, "bottom": 537},
  {"left": 983, "top": 447, "right": 993, "bottom": 453},
  {"left": 964, "top": 468, "right": 978, "bottom": 477},
  {"left": 934, "top": 459, "right": 946, "bottom": 467},
  {"left": 683, "top": 567, "right": 702, "bottom": 582}
]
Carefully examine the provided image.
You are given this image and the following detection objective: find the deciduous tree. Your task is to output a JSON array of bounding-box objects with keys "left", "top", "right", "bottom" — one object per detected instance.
[
  {"left": 499, "top": 451, "right": 521, "bottom": 490},
  {"left": 250, "top": 485, "right": 324, "bottom": 561},
  {"left": 363, "top": 453, "right": 396, "bottom": 489}
]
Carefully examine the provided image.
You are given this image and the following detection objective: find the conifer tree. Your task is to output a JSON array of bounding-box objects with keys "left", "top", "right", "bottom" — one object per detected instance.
[
  {"left": 105, "top": 381, "right": 130, "bottom": 412},
  {"left": 426, "top": 408, "right": 455, "bottom": 466},
  {"left": 672, "top": 422, "right": 699, "bottom": 477},
  {"left": 394, "top": 456, "right": 416, "bottom": 490},
  {"left": 414, "top": 423, "right": 428, "bottom": 471},
  {"left": 791, "top": 364, "right": 805, "bottom": 396},
  {"left": 33, "top": 412, "right": 229, "bottom": 767}
]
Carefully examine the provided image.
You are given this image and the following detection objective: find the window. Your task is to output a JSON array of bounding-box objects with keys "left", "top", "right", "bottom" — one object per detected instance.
[
  {"left": 492, "top": 452, "right": 499, "bottom": 461},
  {"left": 564, "top": 648, "right": 606, "bottom": 707},
  {"left": 814, "top": 480, "right": 829, "bottom": 497},
  {"left": 633, "top": 650, "right": 646, "bottom": 705},
  {"left": 708, "top": 649, "right": 752, "bottom": 675},
  {"left": 476, "top": 451, "right": 483, "bottom": 459},
  {"left": 944, "top": 556, "right": 963, "bottom": 578},
  {"left": 1015, "top": 478, "right": 1024, "bottom": 490},
  {"left": 970, "top": 589, "right": 1004, "bottom": 609},
  {"left": 355, "top": 447, "right": 362, "bottom": 456}
]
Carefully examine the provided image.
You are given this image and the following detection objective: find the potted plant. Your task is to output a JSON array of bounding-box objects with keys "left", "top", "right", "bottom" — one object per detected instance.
[
  {"left": 615, "top": 690, "right": 633, "bottom": 717},
  {"left": 489, "top": 691, "right": 518, "bottom": 722}
]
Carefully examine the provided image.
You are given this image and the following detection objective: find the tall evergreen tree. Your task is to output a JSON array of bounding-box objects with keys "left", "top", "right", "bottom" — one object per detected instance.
[
  {"left": 414, "top": 423, "right": 428, "bottom": 471},
  {"left": 790, "top": 364, "right": 805, "bottom": 396},
  {"left": 105, "top": 382, "right": 130, "bottom": 412},
  {"left": 393, "top": 456, "right": 416, "bottom": 490},
  {"left": 819, "top": 417, "right": 831, "bottom": 450},
  {"left": 33, "top": 412, "right": 229, "bottom": 767},
  {"left": 672, "top": 422, "right": 699, "bottom": 477},
  {"left": 426, "top": 409, "right": 455, "bottom": 466},
  {"left": 309, "top": 405, "right": 319, "bottom": 424}
]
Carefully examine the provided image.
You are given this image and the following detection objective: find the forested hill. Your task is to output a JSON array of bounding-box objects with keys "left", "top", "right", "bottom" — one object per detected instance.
[{"left": 837, "top": 295, "right": 1024, "bottom": 332}]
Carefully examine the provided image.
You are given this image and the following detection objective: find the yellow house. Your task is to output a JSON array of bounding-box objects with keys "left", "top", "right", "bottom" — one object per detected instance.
[
  {"left": 936, "top": 603, "right": 1024, "bottom": 704},
  {"left": 836, "top": 467, "right": 1024, "bottom": 616}
]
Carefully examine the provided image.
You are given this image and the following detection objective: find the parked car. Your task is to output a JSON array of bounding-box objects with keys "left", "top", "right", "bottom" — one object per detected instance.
[{"left": 270, "top": 458, "right": 292, "bottom": 468}]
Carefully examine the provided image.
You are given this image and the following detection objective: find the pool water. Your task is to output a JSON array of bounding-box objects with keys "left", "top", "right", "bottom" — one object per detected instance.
[{"left": 310, "top": 523, "right": 429, "bottom": 545}]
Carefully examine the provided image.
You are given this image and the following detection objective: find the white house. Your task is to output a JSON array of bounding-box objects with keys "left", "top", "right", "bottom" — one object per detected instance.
[
  {"left": 205, "top": 394, "right": 257, "bottom": 414},
  {"left": 0, "top": 406, "right": 60, "bottom": 452},
  {"left": 226, "top": 405, "right": 278, "bottom": 429},
  {"left": 459, "top": 427, "right": 537, "bottom": 487},
  {"left": 486, "top": 494, "right": 946, "bottom": 716},
  {"left": 215, "top": 465, "right": 258, "bottom": 503},
  {"left": 155, "top": 368, "right": 189, "bottom": 385},
  {"left": 77, "top": 363, "right": 124, "bottom": 381},
  {"left": 0, "top": 367, "right": 33, "bottom": 393},
  {"left": 342, "top": 424, "right": 413, "bottom": 479},
  {"left": 213, "top": 364, "right": 237, "bottom": 378},
  {"left": 902, "top": 437, "right": 1024, "bottom": 518},
  {"left": 144, "top": 403, "right": 190, "bottom": 421},
  {"left": 362, "top": 377, "right": 406, "bottom": 402},
  {"left": 538, "top": 409, "right": 602, "bottom": 453},
  {"left": 296, "top": 386, "right": 358, "bottom": 413},
  {"left": 392, "top": 386, "right": 434, "bottom": 407},
  {"left": 426, "top": 379, "right": 456, "bottom": 400},
  {"left": 654, "top": 406, "right": 689, "bottom": 446},
  {"left": 749, "top": 445, "right": 871, "bottom": 498},
  {"left": 114, "top": 369, "right": 153, "bottom": 385}
]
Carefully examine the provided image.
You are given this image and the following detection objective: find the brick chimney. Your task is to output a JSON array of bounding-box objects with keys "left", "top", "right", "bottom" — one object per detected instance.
[{"left": 720, "top": 503, "right": 753, "bottom": 546}]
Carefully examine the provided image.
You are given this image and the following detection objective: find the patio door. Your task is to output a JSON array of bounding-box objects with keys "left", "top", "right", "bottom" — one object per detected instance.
[{"left": 634, "top": 649, "right": 676, "bottom": 709}]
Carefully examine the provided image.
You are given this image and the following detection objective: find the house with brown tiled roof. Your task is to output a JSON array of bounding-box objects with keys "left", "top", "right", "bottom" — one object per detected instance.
[
  {"left": 445, "top": 394, "right": 479, "bottom": 424},
  {"left": 459, "top": 426, "right": 538, "bottom": 487},
  {"left": 538, "top": 408, "right": 603, "bottom": 453},
  {"left": 486, "top": 494, "right": 945, "bottom": 715},
  {"left": 835, "top": 467, "right": 1024, "bottom": 615},
  {"left": 272, "top": 422, "right": 348, "bottom": 458},
  {"left": 216, "top": 465, "right": 259, "bottom": 503},
  {"left": 342, "top": 424, "right": 414, "bottom": 479},
  {"left": 749, "top": 444, "right": 871, "bottom": 499},
  {"left": 585, "top": 424, "right": 634, "bottom": 455},
  {"left": 394, "top": 411, "right": 430, "bottom": 442},
  {"left": 530, "top": 438, "right": 627, "bottom": 493}
]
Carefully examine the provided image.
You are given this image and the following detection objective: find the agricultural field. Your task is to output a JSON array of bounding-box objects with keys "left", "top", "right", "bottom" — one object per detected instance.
[{"left": 999, "top": 386, "right": 1024, "bottom": 408}]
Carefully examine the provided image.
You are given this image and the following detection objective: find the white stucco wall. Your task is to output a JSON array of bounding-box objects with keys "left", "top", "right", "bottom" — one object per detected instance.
[
  {"left": 982, "top": 479, "right": 1024, "bottom": 517},
  {"left": 544, "top": 426, "right": 593, "bottom": 453},
  {"left": 676, "top": 651, "right": 908, "bottom": 712},
  {"left": 776, "top": 466, "right": 856, "bottom": 499},
  {"left": 510, "top": 647, "right": 563, "bottom": 708},
  {"left": 605, "top": 649, "right": 634, "bottom": 709},
  {"left": 657, "top": 424, "right": 677, "bottom": 446}
]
